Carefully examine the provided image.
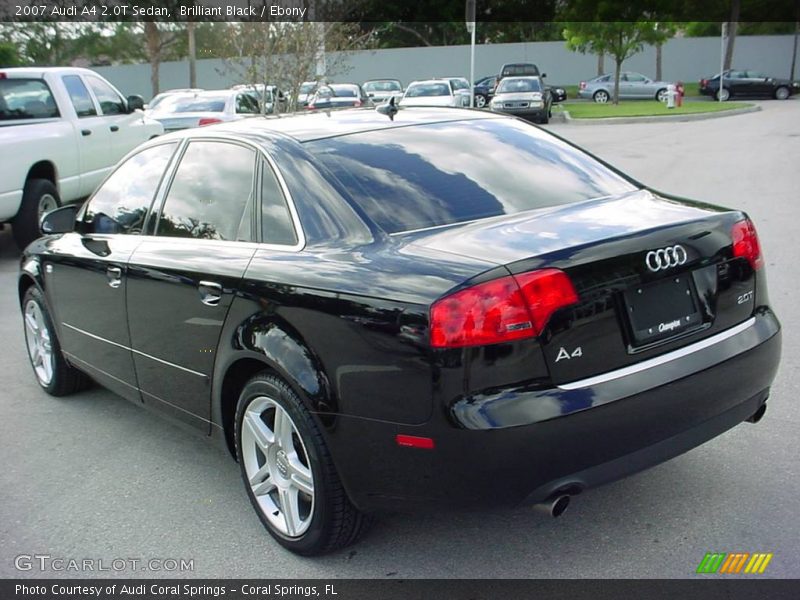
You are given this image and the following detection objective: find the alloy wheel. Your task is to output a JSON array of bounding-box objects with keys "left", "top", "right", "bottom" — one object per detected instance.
[
  {"left": 594, "top": 90, "right": 609, "bottom": 103},
  {"left": 241, "top": 396, "right": 315, "bottom": 537},
  {"left": 24, "top": 299, "right": 54, "bottom": 385},
  {"left": 475, "top": 95, "right": 487, "bottom": 108}
]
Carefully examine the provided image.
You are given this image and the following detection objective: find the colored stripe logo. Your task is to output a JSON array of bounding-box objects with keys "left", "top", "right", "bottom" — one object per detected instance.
[{"left": 697, "top": 552, "right": 773, "bottom": 574}]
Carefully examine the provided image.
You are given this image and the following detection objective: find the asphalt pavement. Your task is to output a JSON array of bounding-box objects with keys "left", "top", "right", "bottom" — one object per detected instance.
[{"left": 1, "top": 100, "right": 798, "bottom": 579}]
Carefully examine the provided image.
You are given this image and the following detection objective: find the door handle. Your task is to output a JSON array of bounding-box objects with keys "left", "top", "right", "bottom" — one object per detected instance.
[
  {"left": 198, "top": 281, "right": 222, "bottom": 306},
  {"left": 106, "top": 266, "right": 122, "bottom": 289},
  {"left": 110, "top": 125, "right": 119, "bottom": 132},
  {"left": 81, "top": 129, "right": 92, "bottom": 136}
]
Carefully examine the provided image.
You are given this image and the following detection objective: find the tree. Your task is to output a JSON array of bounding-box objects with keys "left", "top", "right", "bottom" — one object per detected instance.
[
  {"left": 563, "top": 22, "right": 671, "bottom": 104},
  {"left": 653, "top": 22, "right": 677, "bottom": 81},
  {"left": 0, "top": 41, "right": 23, "bottom": 67}
]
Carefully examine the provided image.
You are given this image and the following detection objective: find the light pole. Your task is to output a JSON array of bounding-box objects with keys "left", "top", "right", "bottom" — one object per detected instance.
[{"left": 466, "top": 0, "right": 476, "bottom": 108}]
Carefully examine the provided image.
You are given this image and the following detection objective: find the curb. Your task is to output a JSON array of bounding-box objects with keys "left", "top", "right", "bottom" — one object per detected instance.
[{"left": 557, "top": 103, "right": 761, "bottom": 125}]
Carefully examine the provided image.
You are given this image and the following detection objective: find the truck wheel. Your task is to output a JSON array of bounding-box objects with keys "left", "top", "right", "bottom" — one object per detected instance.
[{"left": 12, "top": 178, "right": 60, "bottom": 250}]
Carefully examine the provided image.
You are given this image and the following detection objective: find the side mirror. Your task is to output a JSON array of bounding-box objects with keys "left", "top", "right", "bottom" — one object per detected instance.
[
  {"left": 41, "top": 205, "right": 78, "bottom": 235},
  {"left": 127, "top": 95, "right": 145, "bottom": 112},
  {"left": 541, "top": 72, "right": 547, "bottom": 78}
]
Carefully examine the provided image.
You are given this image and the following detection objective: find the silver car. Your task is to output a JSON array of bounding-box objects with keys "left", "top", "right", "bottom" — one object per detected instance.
[
  {"left": 148, "top": 90, "right": 262, "bottom": 132},
  {"left": 489, "top": 76, "right": 552, "bottom": 123},
  {"left": 578, "top": 71, "right": 672, "bottom": 103},
  {"left": 400, "top": 80, "right": 469, "bottom": 108},
  {"left": 363, "top": 79, "right": 404, "bottom": 104}
]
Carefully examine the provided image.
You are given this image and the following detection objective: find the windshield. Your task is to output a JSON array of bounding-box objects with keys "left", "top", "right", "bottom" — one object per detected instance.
[
  {"left": 502, "top": 64, "right": 539, "bottom": 77},
  {"left": 0, "top": 79, "right": 60, "bottom": 121},
  {"left": 449, "top": 79, "right": 469, "bottom": 90},
  {"left": 300, "top": 83, "right": 316, "bottom": 94},
  {"left": 308, "top": 119, "right": 637, "bottom": 234},
  {"left": 496, "top": 78, "right": 542, "bottom": 93},
  {"left": 157, "top": 96, "right": 227, "bottom": 113},
  {"left": 364, "top": 81, "right": 401, "bottom": 92},
  {"left": 405, "top": 83, "right": 450, "bottom": 97},
  {"left": 330, "top": 86, "right": 358, "bottom": 97}
]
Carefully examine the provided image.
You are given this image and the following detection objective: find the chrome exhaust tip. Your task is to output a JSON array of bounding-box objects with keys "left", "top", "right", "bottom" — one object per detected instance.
[
  {"left": 534, "top": 494, "right": 571, "bottom": 518},
  {"left": 747, "top": 403, "right": 767, "bottom": 424}
]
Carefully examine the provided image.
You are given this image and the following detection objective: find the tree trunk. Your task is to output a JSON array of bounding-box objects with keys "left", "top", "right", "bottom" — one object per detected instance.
[
  {"left": 613, "top": 58, "right": 622, "bottom": 105},
  {"left": 724, "top": 0, "right": 740, "bottom": 71},
  {"left": 597, "top": 52, "right": 605, "bottom": 76},
  {"left": 144, "top": 22, "right": 161, "bottom": 98},
  {"left": 187, "top": 21, "right": 197, "bottom": 88},
  {"left": 655, "top": 43, "right": 663, "bottom": 81}
]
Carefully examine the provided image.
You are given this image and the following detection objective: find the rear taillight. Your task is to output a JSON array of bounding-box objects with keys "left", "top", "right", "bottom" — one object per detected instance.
[
  {"left": 579, "top": 81, "right": 586, "bottom": 90},
  {"left": 198, "top": 117, "right": 222, "bottom": 126},
  {"left": 0, "top": 72, "right": 6, "bottom": 79},
  {"left": 732, "top": 219, "right": 763, "bottom": 270},
  {"left": 354, "top": 100, "right": 362, "bottom": 107},
  {"left": 430, "top": 269, "right": 578, "bottom": 349},
  {"left": 700, "top": 78, "right": 708, "bottom": 87}
]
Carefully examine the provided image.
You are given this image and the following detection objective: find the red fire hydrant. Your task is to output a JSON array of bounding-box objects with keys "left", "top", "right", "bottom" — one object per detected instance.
[{"left": 676, "top": 82, "right": 684, "bottom": 107}]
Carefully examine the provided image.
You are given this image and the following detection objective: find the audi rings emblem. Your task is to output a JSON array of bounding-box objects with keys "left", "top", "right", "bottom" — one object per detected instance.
[{"left": 645, "top": 245, "right": 688, "bottom": 272}]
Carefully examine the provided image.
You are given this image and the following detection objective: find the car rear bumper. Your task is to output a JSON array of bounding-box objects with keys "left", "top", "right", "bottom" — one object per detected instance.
[{"left": 330, "top": 311, "right": 781, "bottom": 511}]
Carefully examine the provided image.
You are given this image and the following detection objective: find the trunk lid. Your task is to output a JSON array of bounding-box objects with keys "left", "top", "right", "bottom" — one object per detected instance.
[{"left": 405, "top": 190, "right": 758, "bottom": 384}]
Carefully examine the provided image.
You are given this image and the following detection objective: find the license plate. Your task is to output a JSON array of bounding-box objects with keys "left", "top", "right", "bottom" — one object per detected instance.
[{"left": 624, "top": 274, "right": 702, "bottom": 346}]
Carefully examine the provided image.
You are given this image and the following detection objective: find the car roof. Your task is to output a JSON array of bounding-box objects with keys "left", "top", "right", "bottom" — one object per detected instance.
[
  {"left": 0, "top": 66, "right": 101, "bottom": 78},
  {"left": 162, "top": 107, "right": 504, "bottom": 144}
]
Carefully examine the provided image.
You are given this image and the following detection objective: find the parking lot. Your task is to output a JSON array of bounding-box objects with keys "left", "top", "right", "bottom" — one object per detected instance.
[{"left": 1, "top": 100, "right": 798, "bottom": 579}]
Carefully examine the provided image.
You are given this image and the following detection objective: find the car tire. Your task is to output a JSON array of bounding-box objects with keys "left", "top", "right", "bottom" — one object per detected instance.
[
  {"left": 593, "top": 90, "right": 610, "bottom": 103},
  {"left": 235, "top": 373, "right": 371, "bottom": 556},
  {"left": 475, "top": 94, "right": 487, "bottom": 108},
  {"left": 656, "top": 88, "right": 668, "bottom": 103},
  {"left": 12, "top": 178, "right": 60, "bottom": 250},
  {"left": 22, "top": 286, "right": 86, "bottom": 396},
  {"left": 774, "top": 86, "right": 790, "bottom": 100},
  {"left": 715, "top": 88, "right": 730, "bottom": 102},
  {"left": 540, "top": 111, "right": 549, "bottom": 124}
]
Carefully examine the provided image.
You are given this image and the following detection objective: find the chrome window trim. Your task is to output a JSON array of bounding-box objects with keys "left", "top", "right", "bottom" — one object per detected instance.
[{"left": 558, "top": 317, "right": 756, "bottom": 390}]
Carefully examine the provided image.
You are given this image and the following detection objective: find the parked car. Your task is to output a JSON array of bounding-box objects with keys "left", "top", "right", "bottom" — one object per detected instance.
[
  {"left": 473, "top": 75, "right": 498, "bottom": 108},
  {"left": 440, "top": 76, "right": 473, "bottom": 107},
  {"left": 21, "top": 107, "right": 781, "bottom": 556},
  {"left": 295, "top": 81, "right": 318, "bottom": 107},
  {"left": 400, "top": 80, "right": 469, "bottom": 108},
  {"left": 489, "top": 76, "right": 552, "bottom": 123},
  {"left": 699, "top": 69, "right": 800, "bottom": 101},
  {"left": 307, "top": 84, "right": 372, "bottom": 110},
  {"left": 145, "top": 88, "right": 203, "bottom": 112},
  {"left": 148, "top": 89, "right": 262, "bottom": 132},
  {"left": 231, "top": 83, "right": 287, "bottom": 114},
  {"left": 0, "top": 66, "right": 162, "bottom": 249},
  {"left": 362, "top": 79, "right": 403, "bottom": 104},
  {"left": 578, "top": 72, "right": 672, "bottom": 103}
]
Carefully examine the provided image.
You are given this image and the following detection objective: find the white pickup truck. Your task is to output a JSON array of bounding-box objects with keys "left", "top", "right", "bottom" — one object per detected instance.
[{"left": 0, "top": 67, "right": 163, "bottom": 249}]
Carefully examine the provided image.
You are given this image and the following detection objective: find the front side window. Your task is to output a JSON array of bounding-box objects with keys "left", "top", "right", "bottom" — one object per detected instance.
[
  {"left": 86, "top": 76, "right": 126, "bottom": 115},
  {"left": 308, "top": 119, "right": 637, "bottom": 234},
  {"left": 0, "top": 79, "right": 59, "bottom": 121},
  {"left": 62, "top": 75, "right": 97, "bottom": 117},
  {"left": 236, "top": 93, "right": 259, "bottom": 114},
  {"left": 157, "top": 142, "right": 256, "bottom": 241},
  {"left": 80, "top": 143, "right": 177, "bottom": 235}
]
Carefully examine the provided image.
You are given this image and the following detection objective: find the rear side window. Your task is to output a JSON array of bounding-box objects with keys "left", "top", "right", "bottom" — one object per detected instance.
[
  {"left": 0, "top": 79, "right": 59, "bottom": 120},
  {"left": 157, "top": 141, "right": 256, "bottom": 241},
  {"left": 62, "top": 75, "right": 97, "bottom": 117},
  {"left": 261, "top": 160, "right": 297, "bottom": 246},
  {"left": 80, "top": 143, "right": 177, "bottom": 235},
  {"left": 308, "top": 119, "right": 637, "bottom": 234},
  {"left": 86, "top": 75, "right": 126, "bottom": 115}
]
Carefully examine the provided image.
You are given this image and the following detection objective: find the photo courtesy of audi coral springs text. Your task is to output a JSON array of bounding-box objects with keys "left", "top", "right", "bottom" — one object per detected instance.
[{"left": 19, "top": 107, "right": 781, "bottom": 555}]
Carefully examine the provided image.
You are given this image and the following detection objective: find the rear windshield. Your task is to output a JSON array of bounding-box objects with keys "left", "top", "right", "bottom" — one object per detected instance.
[
  {"left": 406, "top": 83, "right": 450, "bottom": 97},
  {"left": 0, "top": 79, "right": 60, "bottom": 121},
  {"left": 330, "top": 86, "right": 358, "bottom": 97},
  {"left": 307, "top": 119, "right": 637, "bottom": 234},
  {"left": 496, "top": 78, "right": 542, "bottom": 93},
  {"left": 502, "top": 64, "right": 539, "bottom": 77},
  {"left": 159, "top": 96, "right": 226, "bottom": 113}
]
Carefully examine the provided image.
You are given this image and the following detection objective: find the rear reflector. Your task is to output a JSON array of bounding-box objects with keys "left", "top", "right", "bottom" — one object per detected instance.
[
  {"left": 430, "top": 268, "right": 578, "bottom": 348},
  {"left": 198, "top": 117, "right": 222, "bottom": 126},
  {"left": 395, "top": 434, "right": 435, "bottom": 449},
  {"left": 0, "top": 73, "right": 6, "bottom": 79},
  {"left": 732, "top": 218, "right": 763, "bottom": 270}
]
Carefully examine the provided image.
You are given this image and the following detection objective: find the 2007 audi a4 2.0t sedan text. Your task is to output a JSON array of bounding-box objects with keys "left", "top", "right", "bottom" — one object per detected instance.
[{"left": 19, "top": 108, "right": 781, "bottom": 555}]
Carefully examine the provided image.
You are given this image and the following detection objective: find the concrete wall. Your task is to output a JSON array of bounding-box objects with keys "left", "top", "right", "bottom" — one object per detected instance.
[{"left": 92, "top": 35, "right": 798, "bottom": 101}]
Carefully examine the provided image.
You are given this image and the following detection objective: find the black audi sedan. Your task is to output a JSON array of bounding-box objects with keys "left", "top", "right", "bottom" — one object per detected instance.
[
  {"left": 699, "top": 69, "right": 800, "bottom": 101},
  {"left": 19, "top": 108, "right": 781, "bottom": 556}
]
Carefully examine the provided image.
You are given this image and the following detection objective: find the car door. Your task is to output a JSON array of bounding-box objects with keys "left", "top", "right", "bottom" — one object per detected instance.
[
  {"left": 726, "top": 71, "right": 748, "bottom": 95},
  {"left": 746, "top": 71, "right": 772, "bottom": 96},
  {"left": 84, "top": 73, "right": 151, "bottom": 164},
  {"left": 44, "top": 141, "right": 179, "bottom": 403},
  {"left": 60, "top": 74, "right": 113, "bottom": 197},
  {"left": 126, "top": 139, "right": 259, "bottom": 431},
  {"left": 626, "top": 72, "right": 650, "bottom": 98}
]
